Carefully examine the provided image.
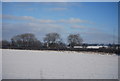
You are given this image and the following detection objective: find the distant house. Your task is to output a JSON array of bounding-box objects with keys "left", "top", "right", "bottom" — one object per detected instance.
[
  {"left": 73, "top": 45, "right": 109, "bottom": 49},
  {"left": 74, "top": 46, "right": 83, "bottom": 49},
  {"left": 87, "top": 46, "right": 103, "bottom": 49}
]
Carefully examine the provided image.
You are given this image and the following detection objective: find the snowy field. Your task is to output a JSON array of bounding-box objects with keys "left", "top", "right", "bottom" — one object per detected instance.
[
  {"left": 0, "top": 49, "right": 2, "bottom": 80},
  {"left": 2, "top": 49, "right": 118, "bottom": 79}
]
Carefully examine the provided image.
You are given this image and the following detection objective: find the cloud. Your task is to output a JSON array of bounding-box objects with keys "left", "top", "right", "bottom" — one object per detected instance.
[
  {"left": 26, "top": 8, "right": 36, "bottom": 11},
  {"left": 3, "top": 22, "right": 64, "bottom": 32},
  {"left": 2, "top": 22, "right": 118, "bottom": 44},
  {"left": 3, "top": 14, "right": 117, "bottom": 44},
  {"left": 2, "top": 15, "right": 56, "bottom": 23},
  {"left": 48, "top": 7, "right": 68, "bottom": 11},
  {"left": 84, "top": 32, "right": 118, "bottom": 44},
  {"left": 2, "top": 15, "right": 35, "bottom": 21},
  {"left": 71, "top": 25, "right": 86, "bottom": 28},
  {"left": 38, "top": 20, "right": 56, "bottom": 23},
  {"left": 2, "top": 0, "right": 71, "bottom": 2},
  {"left": 59, "top": 18, "right": 85, "bottom": 23},
  {"left": 0, "top": 14, "right": 2, "bottom": 19},
  {"left": 2, "top": 22, "right": 66, "bottom": 41},
  {"left": 2, "top": 15, "right": 86, "bottom": 24}
]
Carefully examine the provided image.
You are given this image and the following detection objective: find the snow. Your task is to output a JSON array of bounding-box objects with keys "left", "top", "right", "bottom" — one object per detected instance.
[
  {"left": 0, "top": 49, "right": 2, "bottom": 80},
  {"left": 74, "top": 46, "right": 83, "bottom": 48},
  {"left": 87, "top": 46, "right": 103, "bottom": 49},
  {"left": 2, "top": 49, "right": 118, "bottom": 79},
  {"left": 118, "top": 56, "right": 120, "bottom": 81},
  {"left": 73, "top": 46, "right": 108, "bottom": 49}
]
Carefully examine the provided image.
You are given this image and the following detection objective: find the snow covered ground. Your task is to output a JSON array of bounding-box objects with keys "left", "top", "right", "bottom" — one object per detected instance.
[
  {"left": 2, "top": 49, "right": 118, "bottom": 79},
  {"left": 0, "top": 49, "right": 2, "bottom": 80}
]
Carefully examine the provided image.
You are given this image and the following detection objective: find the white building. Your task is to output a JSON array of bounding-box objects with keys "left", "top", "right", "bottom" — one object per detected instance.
[{"left": 73, "top": 45, "right": 108, "bottom": 49}]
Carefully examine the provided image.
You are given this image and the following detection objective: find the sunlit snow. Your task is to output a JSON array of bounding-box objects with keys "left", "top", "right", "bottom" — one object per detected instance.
[{"left": 2, "top": 49, "right": 118, "bottom": 79}]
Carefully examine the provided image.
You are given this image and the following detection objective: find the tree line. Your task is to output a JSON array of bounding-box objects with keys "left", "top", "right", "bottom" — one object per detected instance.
[
  {"left": 1, "top": 33, "right": 119, "bottom": 54},
  {"left": 1, "top": 33, "right": 83, "bottom": 50}
]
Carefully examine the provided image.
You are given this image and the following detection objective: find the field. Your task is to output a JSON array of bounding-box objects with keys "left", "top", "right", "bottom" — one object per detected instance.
[
  {"left": 0, "top": 49, "right": 2, "bottom": 80},
  {"left": 2, "top": 49, "right": 118, "bottom": 79}
]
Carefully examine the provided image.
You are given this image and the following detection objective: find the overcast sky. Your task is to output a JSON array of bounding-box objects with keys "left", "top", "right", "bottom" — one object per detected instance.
[{"left": 2, "top": 2, "right": 118, "bottom": 44}]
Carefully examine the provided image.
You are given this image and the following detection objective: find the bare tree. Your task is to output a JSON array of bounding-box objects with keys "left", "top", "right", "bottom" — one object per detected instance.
[
  {"left": 1, "top": 40, "right": 10, "bottom": 49},
  {"left": 0, "top": 41, "right": 2, "bottom": 48},
  {"left": 44, "top": 33, "right": 61, "bottom": 48},
  {"left": 68, "top": 34, "right": 83, "bottom": 48},
  {"left": 11, "top": 33, "right": 42, "bottom": 49}
]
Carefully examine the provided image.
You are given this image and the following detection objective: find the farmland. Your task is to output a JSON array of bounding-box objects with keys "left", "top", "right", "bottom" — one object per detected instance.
[{"left": 2, "top": 49, "right": 118, "bottom": 79}]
